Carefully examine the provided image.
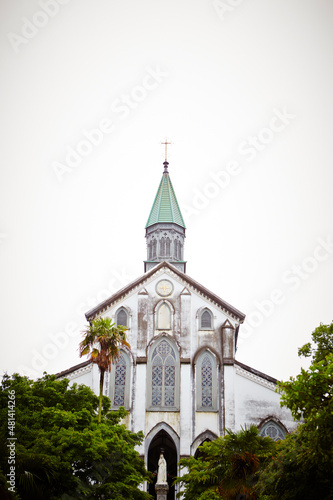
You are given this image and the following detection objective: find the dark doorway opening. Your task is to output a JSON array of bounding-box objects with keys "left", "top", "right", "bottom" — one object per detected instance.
[
  {"left": 147, "top": 429, "right": 177, "bottom": 500},
  {"left": 194, "top": 438, "right": 211, "bottom": 459}
]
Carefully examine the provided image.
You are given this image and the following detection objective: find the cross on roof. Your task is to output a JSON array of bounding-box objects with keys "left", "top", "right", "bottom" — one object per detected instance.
[{"left": 161, "top": 138, "right": 171, "bottom": 162}]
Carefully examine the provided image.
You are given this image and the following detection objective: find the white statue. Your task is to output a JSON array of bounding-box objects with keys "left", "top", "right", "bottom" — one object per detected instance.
[{"left": 156, "top": 452, "right": 167, "bottom": 484}]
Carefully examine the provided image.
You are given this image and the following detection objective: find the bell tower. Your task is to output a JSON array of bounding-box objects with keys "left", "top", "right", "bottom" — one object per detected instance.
[{"left": 144, "top": 159, "right": 186, "bottom": 273}]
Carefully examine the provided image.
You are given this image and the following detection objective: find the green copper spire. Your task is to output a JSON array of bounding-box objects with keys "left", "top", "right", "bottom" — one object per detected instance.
[
  {"left": 145, "top": 162, "right": 186, "bottom": 229},
  {"left": 144, "top": 154, "right": 187, "bottom": 273}
]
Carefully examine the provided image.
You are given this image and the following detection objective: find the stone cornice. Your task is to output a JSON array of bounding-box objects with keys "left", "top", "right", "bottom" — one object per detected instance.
[
  {"left": 56, "top": 360, "right": 92, "bottom": 380},
  {"left": 235, "top": 362, "right": 277, "bottom": 392}
]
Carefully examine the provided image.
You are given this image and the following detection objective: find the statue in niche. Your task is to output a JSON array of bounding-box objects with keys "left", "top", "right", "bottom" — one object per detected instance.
[{"left": 156, "top": 449, "right": 167, "bottom": 484}]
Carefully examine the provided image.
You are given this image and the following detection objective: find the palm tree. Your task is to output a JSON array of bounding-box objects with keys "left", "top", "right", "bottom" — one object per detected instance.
[
  {"left": 79, "top": 317, "right": 130, "bottom": 423},
  {"left": 216, "top": 426, "right": 271, "bottom": 499},
  {"left": 175, "top": 425, "right": 276, "bottom": 499}
]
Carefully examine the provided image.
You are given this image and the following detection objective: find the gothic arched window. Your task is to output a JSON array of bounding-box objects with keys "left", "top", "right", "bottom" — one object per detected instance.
[
  {"left": 259, "top": 421, "right": 286, "bottom": 441},
  {"left": 110, "top": 351, "right": 131, "bottom": 409},
  {"left": 157, "top": 302, "right": 172, "bottom": 330},
  {"left": 174, "top": 240, "right": 178, "bottom": 259},
  {"left": 200, "top": 309, "right": 213, "bottom": 330},
  {"left": 196, "top": 350, "right": 218, "bottom": 411},
  {"left": 160, "top": 237, "right": 166, "bottom": 257},
  {"left": 152, "top": 240, "right": 157, "bottom": 259},
  {"left": 178, "top": 241, "right": 182, "bottom": 260},
  {"left": 116, "top": 307, "right": 128, "bottom": 328},
  {"left": 166, "top": 237, "right": 170, "bottom": 256},
  {"left": 147, "top": 339, "right": 180, "bottom": 410}
]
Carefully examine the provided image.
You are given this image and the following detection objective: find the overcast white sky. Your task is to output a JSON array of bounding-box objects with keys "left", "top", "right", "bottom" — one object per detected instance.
[{"left": 1, "top": 0, "right": 332, "bottom": 382}]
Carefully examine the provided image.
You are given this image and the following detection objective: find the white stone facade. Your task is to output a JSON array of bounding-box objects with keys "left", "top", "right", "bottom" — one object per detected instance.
[{"left": 58, "top": 261, "right": 296, "bottom": 499}]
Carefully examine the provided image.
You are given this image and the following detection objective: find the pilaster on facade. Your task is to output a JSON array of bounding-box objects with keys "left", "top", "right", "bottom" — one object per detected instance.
[
  {"left": 133, "top": 363, "right": 147, "bottom": 445},
  {"left": 223, "top": 363, "right": 236, "bottom": 431},
  {"left": 179, "top": 364, "right": 192, "bottom": 456}
]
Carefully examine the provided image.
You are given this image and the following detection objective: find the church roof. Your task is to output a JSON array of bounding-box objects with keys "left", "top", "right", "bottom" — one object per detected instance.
[
  {"left": 235, "top": 360, "right": 278, "bottom": 385},
  {"left": 56, "top": 360, "right": 91, "bottom": 379},
  {"left": 145, "top": 162, "right": 186, "bottom": 229},
  {"left": 85, "top": 260, "right": 245, "bottom": 323}
]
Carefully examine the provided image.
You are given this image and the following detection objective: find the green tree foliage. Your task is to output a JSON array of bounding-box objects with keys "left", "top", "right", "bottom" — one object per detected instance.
[
  {"left": 297, "top": 321, "right": 333, "bottom": 364},
  {"left": 174, "top": 425, "right": 276, "bottom": 500},
  {"left": 256, "top": 429, "right": 332, "bottom": 500},
  {"left": 79, "top": 317, "right": 130, "bottom": 423},
  {"left": 256, "top": 321, "right": 333, "bottom": 499},
  {"left": 0, "top": 373, "right": 152, "bottom": 500}
]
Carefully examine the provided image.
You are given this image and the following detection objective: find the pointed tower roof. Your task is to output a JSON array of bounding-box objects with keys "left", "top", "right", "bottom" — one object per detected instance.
[{"left": 145, "top": 162, "right": 186, "bottom": 229}]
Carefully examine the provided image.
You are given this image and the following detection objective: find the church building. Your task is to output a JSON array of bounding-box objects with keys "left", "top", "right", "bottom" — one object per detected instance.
[{"left": 57, "top": 156, "right": 296, "bottom": 498}]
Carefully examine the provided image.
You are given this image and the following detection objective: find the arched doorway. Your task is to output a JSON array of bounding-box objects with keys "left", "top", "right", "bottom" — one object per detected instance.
[
  {"left": 194, "top": 438, "right": 211, "bottom": 459},
  {"left": 191, "top": 430, "right": 218, "bottom": 458},
  {"left": 147, "top": 429, "right": 178, "bottom": 500}
]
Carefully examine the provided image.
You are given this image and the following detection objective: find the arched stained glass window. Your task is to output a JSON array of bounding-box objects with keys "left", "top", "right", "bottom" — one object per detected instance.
[
  {"left": 201, "top": 354, "right": 213, "bottom": 407},
  {"left": 150, "top": 339, "right": 179, "bottom": 409},
  {"left": 200, "top": 309, "right": 213, "bottom": 330},
  {"left": 113, "top": 354, "right": 126, "bottom": 406},
  {"left": 196, "top": 350, "right": 218, "bottom": 411},
  {"left": 116, "top": 308, "right": 128, "bottom": 327},
  {"left": 110, "top": 351, "right": 130, "bottom": 409},
  {"left": 259, "top": 421, "right": 285, "bottom": 441}
]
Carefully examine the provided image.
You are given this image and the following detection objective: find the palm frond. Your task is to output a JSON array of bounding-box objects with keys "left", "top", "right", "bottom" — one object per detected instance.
[{"left": 79, "top": 317, "right": 130, "bottom": 423}]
